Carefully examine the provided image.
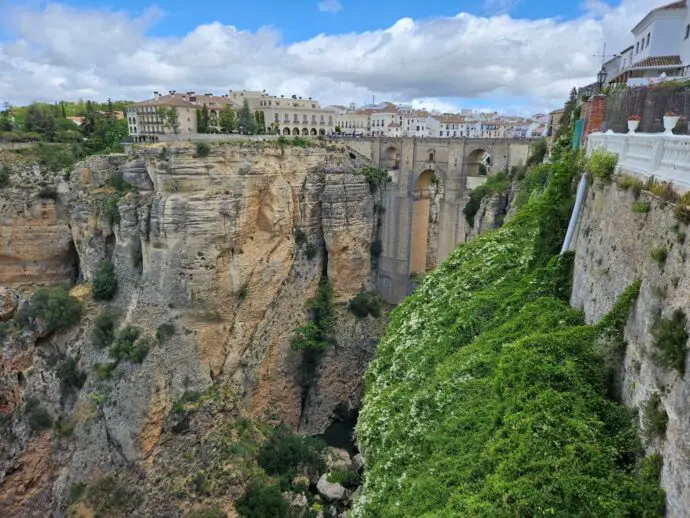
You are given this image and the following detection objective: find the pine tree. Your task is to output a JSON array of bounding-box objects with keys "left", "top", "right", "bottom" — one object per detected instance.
[
  {"left": 219, "top": 106, "right": 236, "bottom": 134},
  {"left": 237, "top": 99, "right": 258, "bottom": 135},
  {"left": 197, "top": 104, "right": 210, "bottom": 133}
]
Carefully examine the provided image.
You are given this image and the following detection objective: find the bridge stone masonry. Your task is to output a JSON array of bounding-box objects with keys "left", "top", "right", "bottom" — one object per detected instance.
[{"left": 343, "top": 137, "right": 535, "bottom": 303}]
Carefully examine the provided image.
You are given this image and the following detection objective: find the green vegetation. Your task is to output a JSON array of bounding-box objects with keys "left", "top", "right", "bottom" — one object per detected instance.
[
  {"left": 172, "top": 390, "right": 203, "bottom": 414},
  {"left": 674, "top": 204, "right": 690, "bottom": 225},
  {"left": 651, "top": 309, "right": 688, "bottom": 375},
  {"left": 56, "top": 357, "right": 87, "bottom": 391},
  {"left": 195, "top": 142, "right": 211, "bottom": 158},
  {"left": 21, "top": 287, "right": 82, "bottom": 335},
  {"left": 235, "top": 481, "right": 288, "bottom": 518},
  {"left": 94, "top": 362, "right": 117, "bottom": 380},
  {"left": 291, "top": 278, "right": 335, "bottom": 352},
  {"left": 0, "top": 165, "right": 9, "bottom": 187},
  {"left": 618, "top": 175, "right": 644, "bottom": 198},
  {"left": 23, "top": 397, "right": 52, "bottom": 432},
  {"left": 109, "top": 326, "right": 149, "bottom": 364},
  {"left": 103, "top": 194, "right": 121, "bottom": 226},
  {"left": 93, "top": 311, "right": 115, "bottom": 348},
  {"left": 360, "top": 164, "right": 389, "bottom": 193},
  {"left": 294, "top": 227, "right": 307, "bottom": 247},
  {"left": 526, "top": 138, "right": 547, "bottom": 166},
  {"left": 92, "top": 260, "right": 118, "bottom": 300},
  {"left": 354, "top": 152, "right": 665, "bottom": 517},
  {"left": 632, "top": 200, "right": 651, "bottom": 214},
  {"left": 642, "top": 393, "right": 668, "bottom": 441},
  {"left": 68, "top": 483, "right": 86, "bottom": 503},
  {"left": 37, "top": 186, "right": 58, "bottom": 200},
  {"left": 237, "top": 99, "right": 259, "bottom": 135},
  {"left": 328, "top": 469, "right": 360, "bottom": 489},
  {"left": 156, "top": 322, "right": 176, "bottom": 343},
  {"left": 349, "top": 291, "right": 382, "bottom": 318},
  {"left": 588, "top": 149, "right": 618, "bottom": 181},
  {"left": 187, "top": 506, "right": 227, "bottom": 518},
  {"left": 257, "top": 424, "right": 325, "bottom": 488},
  {"left": 84, "top": 475, "right": 141, "bottom": 516},
  {"left": 650, "top": 247, "right": 668, "bottom": 267},
  {"left": 463, "top": 170, "right": 511, "bottom": 227}
]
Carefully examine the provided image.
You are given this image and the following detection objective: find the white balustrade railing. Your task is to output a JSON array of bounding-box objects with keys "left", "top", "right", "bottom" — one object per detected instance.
[{"left": 586, "top": 132, "right": 690, "bottom": 189}]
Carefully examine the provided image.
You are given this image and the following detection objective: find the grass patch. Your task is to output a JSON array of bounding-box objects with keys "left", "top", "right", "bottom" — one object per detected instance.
[
  {"left": 651, "top": 309, "right": 688, "bottom": 375},
  {"left": 632, "top": 200, "right": 650, "bottom": 214},
  {"left": 650, "top": 247, "right": 668, "bottom": 267},
  {"left": 617, "top": 175, "right": 643, "bottom": 199}
]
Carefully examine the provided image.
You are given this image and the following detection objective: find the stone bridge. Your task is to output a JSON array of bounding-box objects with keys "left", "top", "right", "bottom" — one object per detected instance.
[{"left": 342, "top": 137, "right": 535, "bottom": 303}]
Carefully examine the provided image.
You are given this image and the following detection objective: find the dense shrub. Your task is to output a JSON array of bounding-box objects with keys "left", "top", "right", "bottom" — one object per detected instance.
[
  {"left": 632, "top": 200, "right": 651, "bottom": 213},
  {"left": 103, "top": 194, "right": 121, "bottom": 226},
  {"left": 0, "top": 165, "right": 10, "bottom": 187},
  {"left": 257, "top": 425, "right": 325, "bottom": 485},
  {"left": 588, "top": 150, "right": 618, "bottom": 181},
  {"left": 328, "top": 469, "right": 360, "bottom": 489},
  {"left": 187, "top": 506, "right": 226, "bottom": 518},
  {"left": 85, "top": 475, "right": 141, "bottom": 516},
  {"left": 23, "top": 287, "right": 82, "bottom": 335},
  {"left": 291, "top": 278, "right": 335, "bottom": 351},
  {"left": 195, "top": 142, "right": 211, "bottom": 158},
  {"left": 235, "top": 481, "right": 288, "bottom": 518},
  {"left": 526, "top": 138, "right": 547, "bottom": 166},
  {"left": 106, "top": 172, "right": 131, "bottom": 193},
  {"left": 354, "top": 151, "right": 664, "bottom": 517},
  {"left": 56, "top": 357, "right": 87, "bottom": 391},
  {"left": 651, "top": 309, "right": 688, "bottom": 375},
  {"left": 109, "top": 326, "right": 149, "bottom": 364},
  {"left": 360, "top": 164, "right": 389, "bottom": 193},
  {"left": 349, "top": 291, "right": 382, "bottom": 318},
  {"left": 93, "top": 311, "right": 115, "bottom": 348},
  {"left": 642, "top": 393, "right": 668, "bottom": 440},
  {"left": 650, "top": 247, "right": 668, "bottom": 267},
  {"left": 292, "top": 136, "right": 310, "bottom": 147},
  {"left": 156, "top": 322, "right": 176, "bottom": 342},
  {"left": 24, "top": 397, "right": 53, "bottom": 432},
  {"left": 92, "top": 260, "right": 118, "bottom": 300}
]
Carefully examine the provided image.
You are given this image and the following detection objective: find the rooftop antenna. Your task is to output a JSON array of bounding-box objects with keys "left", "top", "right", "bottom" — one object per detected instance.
[{"left": 593, "top": 43, "right": 617, "bottom": 66}]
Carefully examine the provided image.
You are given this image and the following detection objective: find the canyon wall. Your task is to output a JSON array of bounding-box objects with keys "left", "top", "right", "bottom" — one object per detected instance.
[
  {"left": 0, "top": 142, "right": 387, "bottom": 515},
  {"left": 570, "top": 179, "right": 689, "bottom": 517}
]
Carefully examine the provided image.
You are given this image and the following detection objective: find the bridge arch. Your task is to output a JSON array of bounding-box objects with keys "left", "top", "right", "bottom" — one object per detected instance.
[
  {"left": 466, "top": 148, "right": 491, "bottom": 176},
  {"left": 410, "top": 170, "right": 437, "bottom": 275},
  {"left": 382, "top": 145, "right": 400, "bottom": 170}
]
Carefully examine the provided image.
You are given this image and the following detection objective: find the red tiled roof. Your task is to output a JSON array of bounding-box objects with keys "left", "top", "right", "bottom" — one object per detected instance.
[{"left": 632, "top": 55, "right": 682, "bottom": 68}]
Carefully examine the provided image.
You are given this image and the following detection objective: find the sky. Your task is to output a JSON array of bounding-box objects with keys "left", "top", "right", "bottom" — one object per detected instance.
[{"left": 0, "top": 0, "right": 676, "bottom": 115}]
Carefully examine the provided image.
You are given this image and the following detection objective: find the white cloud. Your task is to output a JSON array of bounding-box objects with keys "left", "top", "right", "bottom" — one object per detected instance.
[
  {"left": 483, "top": 0, "right": 520, "bottom": 15},
  {"left": 0, "top": 1, "right": 670, "bottom": 113},
  {"left": 318, "top": 0, "right": 343, "bottom": 15}
]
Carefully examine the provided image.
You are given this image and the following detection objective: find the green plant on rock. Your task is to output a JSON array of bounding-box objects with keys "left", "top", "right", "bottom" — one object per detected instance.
[
  {"left": 361, "top": 164, "right": 389, "bottom": 193},
  {"left": 257, "top": 424, "right": 325, "bottom": 487},
  {"left": 103, "top": 193, "right": 121, "bottom": 226},
  {"left": 642, "top": 393, "right": 668, "bottom": 441},
  {"left": 674, "top": 205, "right": 690, "bottom": 225},
  {"left": 305, "top": 242, "right": 318, "bottom": 260},
  {"left": 37, "top": 186, "right": 58, "bottom": 200},
  {"left": 93, "top": 311, "right": 115, "bottom": 348},
  {"left": 294, "top": 227, "right": 307, "bottom": 247},
  {"left": 588, "top": 150, "right": 618, "bottom": 181},
  {"left": 291, "top": 278, "right": 335, "bottom": 351},
  {"left": 187, "top": 506, "right": 226, "bottom": 518},
  {"left": 651, "top": 309, "right": 688, "bottom": 375},
  {"left": 23, "top": 397, "right": 52, "bottom": 432},
  {"left": 109, "top": 326, "right": 149, "bottom": 364},
  {"left": 92, "top": 260, "right": 118, "bottom": 300},
  {"left": 56, "top": 357, "right": 86, "bottom": 391},
  {"left": 0, "top": 165, "right": 10, "bottom": 187},
  {"left": 21, "top": 287, "right": 82, "bottom": 335},
  {"left": 370, "top": 240, "right": 383, "bottom": 259},
  {"left": 235, "top": 481, "right": 289, "bottom": 518},
  {"left": 155, "top": 322, "right": 176, "bottom": 343},
  {"left": 617, "top": 175, "right": 644, "bottom": 198},
  {"left": 85, "top": 475, "right": 141, "bottom": 516},
  {"left": 632, "top": 200, "right": 651, "bottom": 214},
  {"left": 462, "top": 171, "right": 511, "bottom": 227},
  {"left": 650, "top": 247, "right": 668, "bottom": 267},
  {"left": 349, "top": 291, "right": 382, "bottom": 318},
  {"left": 328, "top": 469, "right": 360, "bottom": 489},
  {"left": 195, "top": 142, "right": 211, "bottom": 158}
]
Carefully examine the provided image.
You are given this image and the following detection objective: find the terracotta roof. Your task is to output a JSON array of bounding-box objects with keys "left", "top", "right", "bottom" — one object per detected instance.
[{"left": 632, "top": 55, "right": 683, "bottom": 68}]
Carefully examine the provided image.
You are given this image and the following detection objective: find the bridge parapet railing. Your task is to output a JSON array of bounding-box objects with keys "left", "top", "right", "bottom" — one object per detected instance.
[{"left": 586, "top": 132, "right": 690, "bottom": 189}]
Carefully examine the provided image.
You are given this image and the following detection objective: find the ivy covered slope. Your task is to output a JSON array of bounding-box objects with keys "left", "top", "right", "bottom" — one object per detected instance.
[{"left": 355, "top": 156, "right": 665, "bottom": 517}]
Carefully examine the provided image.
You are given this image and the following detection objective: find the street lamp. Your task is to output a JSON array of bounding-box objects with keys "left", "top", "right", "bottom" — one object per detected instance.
[{"left": 597, "top": 67, "right": 608, "bottom": 93}]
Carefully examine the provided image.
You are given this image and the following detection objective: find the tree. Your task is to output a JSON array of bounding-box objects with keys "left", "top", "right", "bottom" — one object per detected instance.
[
  {"left": 237, "top": 99, "right": 258, "bottom": 135},
  {"left": 556, "top": 87, "right": 578, "bottom": 140},
  {"left": 197, "top": 104, "right": 210, "bottom": 133},
  {"left": 156, "top": 106, "right": 180, "bottom": 135},
  {"left": 254, "top": 110, "right": 266, "bottom": 134},
  {"left": 219, "top": 106, "right": 236, "bottom": 134},
  {"left": 93, "top": 260, "right": 118, "bottom": 300}
]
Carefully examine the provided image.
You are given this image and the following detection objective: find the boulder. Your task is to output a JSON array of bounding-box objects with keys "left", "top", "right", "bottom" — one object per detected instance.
[
  {"left": 322, "top": 446, "right": 352, "bottom": 471},
  {"left": 352, "top": 453, "right": 365, "bottom": 472},
  {"left": 282, "top": 491, "right": 309, "bottom": 517},
  {"left": 121, "top": 159, "right": 154, "bottom": 190},
  {"left": 0, "top": 286, "right": 19, "bottom": 322},
  {"left": 317, "top": 474, "right": 346, "bottom": 501}
]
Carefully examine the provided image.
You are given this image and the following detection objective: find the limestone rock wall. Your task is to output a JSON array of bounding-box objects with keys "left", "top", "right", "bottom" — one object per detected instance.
[
  {"left": 570, "top": 180, "right": 690, "bottom": 517},
  {"left": 0, "top": 142, "right": 387, "bottom": 515}
]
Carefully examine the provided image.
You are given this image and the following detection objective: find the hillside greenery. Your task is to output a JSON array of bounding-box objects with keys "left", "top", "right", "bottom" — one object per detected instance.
[{"left": 354, "top": 151, "right": 665, "bottom": 517}]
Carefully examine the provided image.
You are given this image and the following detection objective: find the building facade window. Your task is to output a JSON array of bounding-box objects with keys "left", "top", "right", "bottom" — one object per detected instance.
[
  {"left": 685, "top": 24, "right": 690, "bottom": 39},
  {"left": 646, "top": 33, "right": 650, "bottom": 47}
]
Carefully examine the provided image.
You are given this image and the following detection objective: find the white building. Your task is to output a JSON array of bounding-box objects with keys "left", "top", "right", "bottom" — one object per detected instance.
[{"left": 403, "top": 111, "right": 433, "bottom": 137}]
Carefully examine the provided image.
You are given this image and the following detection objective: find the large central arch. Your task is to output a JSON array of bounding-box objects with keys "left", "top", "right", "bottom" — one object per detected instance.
[
  {"left": 410, "top": 170, "right": 436, "bottom": 275},
  {"left": 466, "top": 148, "right": 491, "bottom": 177}
]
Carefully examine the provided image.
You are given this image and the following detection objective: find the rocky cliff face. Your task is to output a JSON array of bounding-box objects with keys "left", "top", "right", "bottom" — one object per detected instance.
[
  {"left": 0, "top": 142, "right": 387, "bottom": 515},
  {"left": 570, "top": 179, "right": 689, "bottom": 517}
]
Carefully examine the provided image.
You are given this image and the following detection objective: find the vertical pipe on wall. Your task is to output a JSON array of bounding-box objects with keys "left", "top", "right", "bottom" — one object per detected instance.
[{"left": 561, "top": 172, "right": 589, "bottom": 254}]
